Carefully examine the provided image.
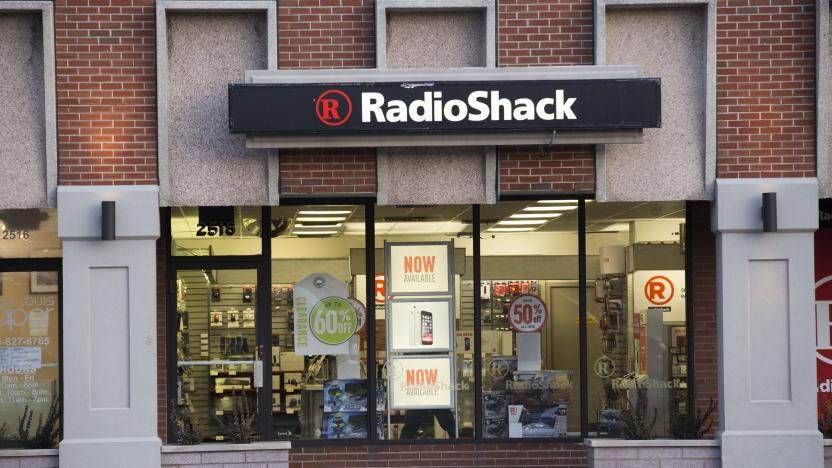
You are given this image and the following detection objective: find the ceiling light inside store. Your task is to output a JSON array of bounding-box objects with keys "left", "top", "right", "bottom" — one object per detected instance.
[
  {"left": 537, "top": 199, "right": 579, "bottom": 204},
  {"left": 296, "top": 217, "right": 347, "bottom": 222},
  {"left": 293, "top": 230, "right": 338, "bottom": 236},
  {"left": 510, "top": 213, "right": 562, "bottom": 219},
  {"left": 497, "top": 219, "right": 548, "bottom": 226},
  {"left": 294, "top": 223, "right": 342, "bottom": 228},
  {"left": 522, "top": 206, "right": 577, "bottom": 212},
  {"left": 488, "top": 227, "right": 536, "bottom": 232},
  {"left": 298, "top": 210, "right": 352, "bottom": 215}
]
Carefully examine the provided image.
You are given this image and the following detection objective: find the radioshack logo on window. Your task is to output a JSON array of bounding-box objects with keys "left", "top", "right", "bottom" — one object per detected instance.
[{"left": 315, "top": 89, "right": 352, "bottom": 126}]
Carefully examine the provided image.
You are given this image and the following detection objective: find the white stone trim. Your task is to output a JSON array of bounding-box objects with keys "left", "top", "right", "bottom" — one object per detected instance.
[
  {"left": 162, "top": 441, "right": 291, "bottom": 453},
  {"left": 0, "top": 449, "right": 59, "bottom": 457},
  {"left": 594, "top": 0, "right": 717, "bottom": 200},
  {"left": 817, "top": 0, "right": 829, "bottom": 198},
  {"left": 155, "top": 0, "right": 277, "bottom": 206},
  {"left": 0, "top": 1, "right": 57, "bottom": 207},
  {"left": 585, "top": 438, "right": 719, "bottom": 447},
  {"left": 375, "top": 0, "right": 496, "bottom": 69}
]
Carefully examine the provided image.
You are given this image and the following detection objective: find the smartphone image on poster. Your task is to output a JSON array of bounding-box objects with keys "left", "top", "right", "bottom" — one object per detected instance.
[{"left": 420, "top": 311, "right": 434, "bottom": 345}]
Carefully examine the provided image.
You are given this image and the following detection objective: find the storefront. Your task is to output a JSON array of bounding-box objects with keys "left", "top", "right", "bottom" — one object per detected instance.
[{"left": 0, "top": 0, "right": 828, "bottom": 467}]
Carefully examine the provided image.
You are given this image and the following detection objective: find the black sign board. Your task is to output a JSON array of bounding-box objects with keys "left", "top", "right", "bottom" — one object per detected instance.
[{"left": 228, "top": 79, "right": 661, "bottom": 135}]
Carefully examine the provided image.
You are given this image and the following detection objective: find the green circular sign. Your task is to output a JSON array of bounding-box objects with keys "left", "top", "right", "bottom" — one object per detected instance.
[{"left": 309, "top": 296, "right": 358, "bottom": 345}]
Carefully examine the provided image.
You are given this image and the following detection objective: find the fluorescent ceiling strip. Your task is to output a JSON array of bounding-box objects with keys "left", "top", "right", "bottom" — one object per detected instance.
[
  {"left": 296, "top": 217, "right": 347, "bottom": 222},
  {"left": 297, "top": 210, "right": 352, "bottom": 215},
  {"left": 294, "top": 223, "right": 342, "bottom": 228},
  {"left": 510, "top": 213, "right": 562, "bottom": 219},
  {"left": 537, "top": 199, "right": 579, "bottom": 204},
  {"left": 487, "top": 227, "right": 536, "bottom": 232},
  {"left": 294, "top": 231, "right": 338, "bottom": 235},
  {"left": 523, "top": 206, "right": 577, "bottom": 212},
  {"left": 497, "top": 219, "right": 547, "bottom": 226}
]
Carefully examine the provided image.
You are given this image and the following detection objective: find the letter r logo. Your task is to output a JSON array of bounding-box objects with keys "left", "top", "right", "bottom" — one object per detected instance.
[{"left": 316, "top": 89, "right": 352, "bottom": 126}]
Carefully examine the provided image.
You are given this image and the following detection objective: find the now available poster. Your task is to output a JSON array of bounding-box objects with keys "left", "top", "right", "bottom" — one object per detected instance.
[
  {"left": 386, "top": 242, "right": 452, "bottom": 296},
  {"left": 816, "top": 210, "right": 832, "bottom": 414}
]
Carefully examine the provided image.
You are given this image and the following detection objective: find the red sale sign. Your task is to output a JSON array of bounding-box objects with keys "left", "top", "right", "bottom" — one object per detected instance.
[
  {"left": 816, "top": 227, "right": 832, "bottom": 413},
  {"left": 508, "top": 295, "right": 548, "bottom": 333}
]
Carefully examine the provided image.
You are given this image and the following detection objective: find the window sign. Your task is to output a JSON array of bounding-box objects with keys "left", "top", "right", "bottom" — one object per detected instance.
[
  {"left": 293, "top": 273, "right": 353, "bottom": 355},
  {"left": 388, "top": 298, "right": 453, "bottom": 353},
  {"left": 388, "top": 355, "right": 455, "bottom": 410},
  {"left": 385, "top": 242, "right": 452, "bottom": 296}
]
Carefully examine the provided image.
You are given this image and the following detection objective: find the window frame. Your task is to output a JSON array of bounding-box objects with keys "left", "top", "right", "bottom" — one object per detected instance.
[{"left": 164, "top": 196, "right": 695, "bottom": 445}]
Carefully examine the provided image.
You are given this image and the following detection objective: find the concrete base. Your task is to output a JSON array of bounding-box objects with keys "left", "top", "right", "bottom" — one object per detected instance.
[
  {"left": 60, "top": 438, "right": 161, "bottom": 468},
  {"left": 720, "top": 431, "right": 823, "bottom": 468}
]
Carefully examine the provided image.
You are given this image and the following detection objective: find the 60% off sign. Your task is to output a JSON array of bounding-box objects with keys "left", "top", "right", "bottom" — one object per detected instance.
[
  {"left": 508, "top": 295, "right": 548, "bottom": 333},
  {"left": 309, "top": 297, "right": 359, "bottom": 345}
]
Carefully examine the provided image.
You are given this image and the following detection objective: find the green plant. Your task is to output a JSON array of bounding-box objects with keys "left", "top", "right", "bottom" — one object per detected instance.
[
  {"left": 169, "top": 401, "right": 202, "bottom": 445},
  {"left": 18, "top": 395, "right": 60, "bottom": 449},
  {"left": 620, "top": 387, "right": 657, "bottom": 440},
  {"left": 216, "top": 392, "right": 256, "bottom": 443},
  {"left": 672, "top": 398, "right": 716, "bottom": 439},
  {"left": 820, "top": 395, "right": 832, "bottom": 438}
]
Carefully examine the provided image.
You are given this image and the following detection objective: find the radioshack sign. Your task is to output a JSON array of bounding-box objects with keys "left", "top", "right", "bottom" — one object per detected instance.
[{"left": 228, "top": 79, "right": 661, "bottom": 134}]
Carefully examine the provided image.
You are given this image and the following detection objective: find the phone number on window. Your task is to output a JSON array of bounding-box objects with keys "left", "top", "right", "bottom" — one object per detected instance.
[{"left": 0, "top": 337, "right": 49, "bottom": 347}]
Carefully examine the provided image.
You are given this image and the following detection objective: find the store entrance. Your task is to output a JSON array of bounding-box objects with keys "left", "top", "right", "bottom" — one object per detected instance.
[{"left": 173, "top": 267, "right": 265, "bottom": 442}]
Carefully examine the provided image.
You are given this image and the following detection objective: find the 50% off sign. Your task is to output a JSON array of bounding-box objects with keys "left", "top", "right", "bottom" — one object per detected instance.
[
  {"left": 309, "top": 297, "right": 360, "bottom": 345},
  {"left": 508, "top": 295, "right": 548, "bottom": 333}
]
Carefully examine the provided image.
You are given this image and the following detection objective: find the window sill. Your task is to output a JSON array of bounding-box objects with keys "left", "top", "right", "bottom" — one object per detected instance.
[
  {"left": 585, "top": 438, "right": 719, "bottom": 447},
  {"left": 162, "top": 441, "right": 291, "bottom": 453},
  {"left": 0, "top": 448, "right": 59, "bottom": 457}
]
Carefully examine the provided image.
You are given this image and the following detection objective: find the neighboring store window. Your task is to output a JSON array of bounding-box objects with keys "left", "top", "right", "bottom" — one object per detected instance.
[
  {"left": 171, "top": 207, "right": 262, "bottom": 256},
  {"left": 0, "top": 209, "right": 61, "bottom": 449},
  {"left": 479, "top": 200, "right": 580, "bottom": 438},
  {"left": 0, "top": 209, "right": 61, "bottom": 258},
  {"left": 270, "top": 205, "right": 369, "bottom": 440},
  {"left": 374, "top": 206, "right": 475, "bottom": 440},
  {"left": 585, "top": 201, "right": 688, "bottom": 438}
]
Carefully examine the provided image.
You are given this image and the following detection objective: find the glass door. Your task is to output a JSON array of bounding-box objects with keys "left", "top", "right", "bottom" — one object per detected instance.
[{"left": 173, "top": 267, "right": 262, "bottom": 442}]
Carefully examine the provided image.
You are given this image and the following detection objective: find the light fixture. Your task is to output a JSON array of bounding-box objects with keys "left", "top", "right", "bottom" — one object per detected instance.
[
  {"left": 510, "top": 213, "right": 562, "bottom": 219},
  {"left": 496, "top": 219, "right": 547, "bottom": 226},
  {"left": 488, "top": 227, "right": 536, "bottom": 232},
  {"left": 296, "top": 217, "right": 347, "bottom": 222},
  {"left": 522, "top": 206, "right": 577, "bottom": 212},
  {"left": 294, "top": 231, "right": 338, "bottom": 236},
  {"left": 298, "top": 210, "right": 352, "bottom": 215},
  {"left": 538, "top": 199, "right": 579, "bottom": 204},
  {"left": 294, "top": 223, "right": 342, "bottom": 228}
]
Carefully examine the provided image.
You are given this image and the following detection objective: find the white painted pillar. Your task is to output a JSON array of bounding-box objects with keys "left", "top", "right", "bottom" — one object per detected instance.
[
  {"left": 57, "top": 186, "right": 161, "bottom": 468},
  {"left": 713, "top": 178, "right": 822, "bottom": 468}
]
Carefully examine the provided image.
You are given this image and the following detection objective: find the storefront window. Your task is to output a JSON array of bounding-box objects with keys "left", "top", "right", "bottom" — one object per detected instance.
[
  {"left": 171, "top": 207, "right": 262, "bottom": 256},
  {"left": 0, "top": 209, "right": 61, "bottom": 258},
  {"left": 375, "top": 205, "right": 475, "bottom": 440},
  {"left": 585, "top": 201, "right": 688, "bottom": 438},
  {"left": 479, "top": 200, "right": 580, "bottom": 439},
  {"left": 270, "top": 205, "right": 369, "bottom": 440},
  {"left": 0, "top": 209, "right": 62, "bottom": 449}
]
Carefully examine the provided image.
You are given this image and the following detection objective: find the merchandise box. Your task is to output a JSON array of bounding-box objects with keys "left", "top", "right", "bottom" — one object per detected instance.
[
  {"left": 323, "top": 379, "right": 368, "bottom": 413},
  {"left": 483, "top": 416, "right": 508, "bottom": 438},
  {"left": 483, "top": 391, "right": 507, "bottom": 419},
  {"left": 508, "top": 404, "right": 567, "bottom": 438},
  {"left": 280, "top": 352, "right": 305, "bottom": 372},
  {"left": 596, "top": 409, "right": 625, "bottom": 437},
  {"left": 320, "top": 411, "right": 368, "bottom": 439},
  {"left": 485, "top": 355, "right": 517, "bottom": 391},
  {"left": 508, "top": 370, "right": 572, "bottom": 406}
]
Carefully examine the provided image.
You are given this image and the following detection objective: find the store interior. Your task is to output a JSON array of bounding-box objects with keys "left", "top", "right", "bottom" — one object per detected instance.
[{"left": 170, "top": 200, "right": 687, "bottom": 441}]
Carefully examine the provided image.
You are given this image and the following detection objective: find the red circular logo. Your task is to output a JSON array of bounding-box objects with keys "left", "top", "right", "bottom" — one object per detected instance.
[
  {"left": 644, "top": 275, "right": 674, "bottom": 306},
  {"left": 315, "top": 89, "right": 352, "bottom": 126}
]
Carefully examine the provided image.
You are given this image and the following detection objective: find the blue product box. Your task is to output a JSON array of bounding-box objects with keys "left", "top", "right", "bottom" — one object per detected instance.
[
  {"left": 320, "top": 412, "right": 368, "bottom": 439},
  {"left": 323, "top": 379, "right": 368, "bottom": 412}
]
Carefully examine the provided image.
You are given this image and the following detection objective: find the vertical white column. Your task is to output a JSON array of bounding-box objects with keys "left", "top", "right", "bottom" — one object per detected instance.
[
  {"left": 57, "top": 186, "right": 161, "bottom": 468},
  {"left": 713, "top": 178, "right": 822, "bottom": 468}
]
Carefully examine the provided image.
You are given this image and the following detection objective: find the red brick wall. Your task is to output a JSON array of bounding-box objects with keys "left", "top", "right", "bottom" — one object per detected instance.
[
  {"left": 289, "top": 442, "right": 587, "bottom": 468},
  {"left": 498, "top": 0, "right": 594, "bottom": 66},
  {"left": 280, "top": 149, "right": 376, "bottom": 195},
  {"left": 55, "top": 0, "right": 157, "bottom": 185},
  {"left": 277, "top": 0, "right": 376, "bottom": 195},
  {"left": 690, "top": 201, "right": 719, "bottom": 435},
  {"left": 499, "top": 146, "right": 595, "bottom": 193},
  {"left": 715, "top": 0, "right": 815, "bottom": 178}
]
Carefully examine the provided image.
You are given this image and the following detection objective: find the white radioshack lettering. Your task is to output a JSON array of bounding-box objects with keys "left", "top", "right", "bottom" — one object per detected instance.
[{"left": 361, "top": 90, "right": 578, "bottom": 123}]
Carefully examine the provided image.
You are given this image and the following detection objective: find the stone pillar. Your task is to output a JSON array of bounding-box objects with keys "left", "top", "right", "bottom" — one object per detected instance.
[
  {"left": 713, "top": 178, "right": 822, "bottom": 468},
  {"left": 57, "top": 186, "right": 161, "bottom": 468}
]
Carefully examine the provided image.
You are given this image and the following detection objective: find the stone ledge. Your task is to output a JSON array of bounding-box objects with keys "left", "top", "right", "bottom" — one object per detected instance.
[
  {"left": 585, "top": 438, "right": 719, "bottom": 448},
  {"left": 162, "top": 441, "right": 290, "bottom": 453},
  {"left": 0, "top": 449, "right": 59, "bottom": 458}
]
